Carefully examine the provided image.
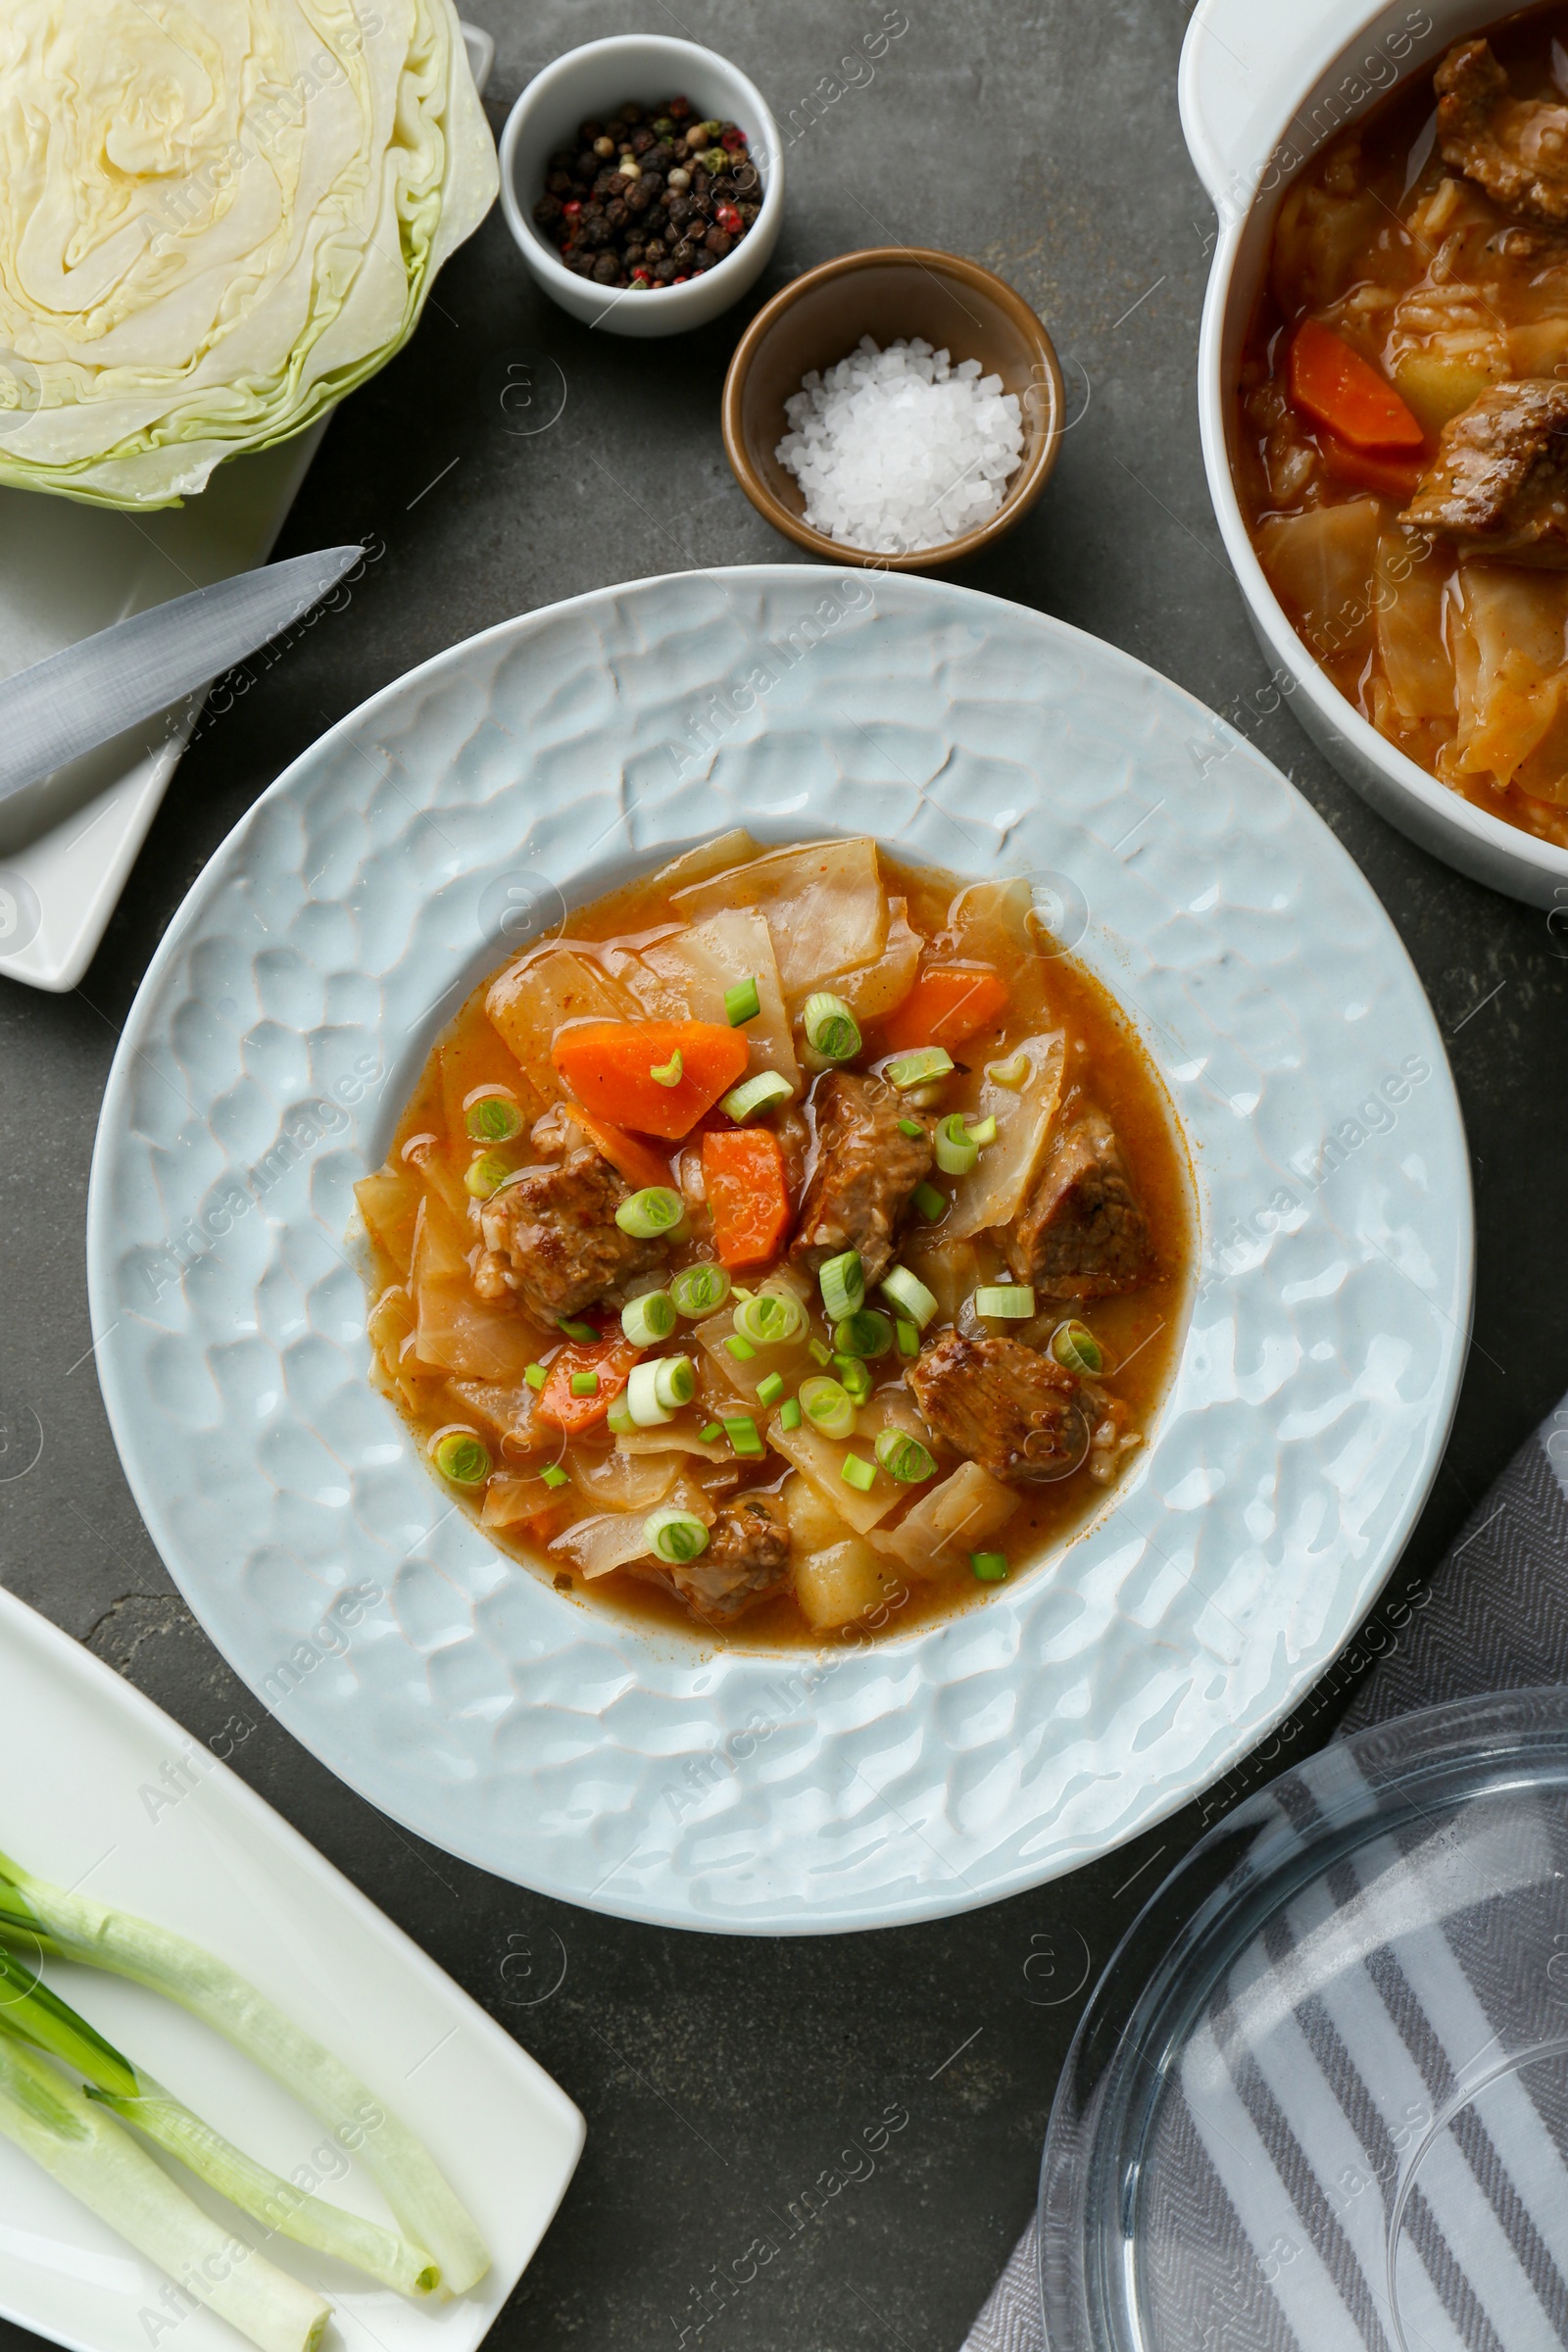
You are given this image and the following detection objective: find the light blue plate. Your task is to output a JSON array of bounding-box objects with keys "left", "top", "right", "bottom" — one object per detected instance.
[{"left": 85, "top": 567, "right": 1471, "bottom": 1933}]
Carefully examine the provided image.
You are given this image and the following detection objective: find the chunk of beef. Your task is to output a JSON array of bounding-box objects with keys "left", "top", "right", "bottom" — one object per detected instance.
[
  {"left": 789, "top": 1073, "right": 930, "bottom": 1288},
  {"left": 907, "top": 1332, "right": 1089, "bottom": 1486},
  {"left": 473, "top": 1147, "right": 664, "bottom": 1322},
  {"left": 1006, "top": 1107, "right": 1155, "bottom": 1298},
  {"left": 1436, "top": 38, "right": 1568, "bottom": 225},
  {"left": 1400, "top": 379, "right": 1568, "bottom": 563},
  {"left": 666, "top": 1495, "right": 791, "bottom": 1623}
]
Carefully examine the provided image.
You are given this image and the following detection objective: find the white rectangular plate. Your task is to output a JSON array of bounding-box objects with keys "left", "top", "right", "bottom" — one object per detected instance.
[{"left": 0, "top": 1586, "right": 583, "bottom": 2352}]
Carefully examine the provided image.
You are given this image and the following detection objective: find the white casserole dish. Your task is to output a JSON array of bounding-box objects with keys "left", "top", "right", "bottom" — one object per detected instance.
[{"left": 1181, "top": 0, "right": 1568, "bottom": 908}]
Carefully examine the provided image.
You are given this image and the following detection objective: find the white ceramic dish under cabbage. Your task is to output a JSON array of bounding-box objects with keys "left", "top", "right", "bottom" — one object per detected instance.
[
  {"left": 1181, "top": 0, "right": 1568, "bottom": 908},
  {"left": 0, "top": 1583, "right": 582, "bottom": 2352},
  {"left": 85, "top": 566, "right": 1471, "bottom": 1936},
  {"left": 0, "top": 24, "right": 496, "bottom": 996},
  {"left": 498, "top": 35, "right": 783, "bottom": 337}
]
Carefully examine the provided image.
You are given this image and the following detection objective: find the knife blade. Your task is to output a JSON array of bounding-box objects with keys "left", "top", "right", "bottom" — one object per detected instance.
[{"left": 0, "top": 543, "right": 365, "bottom": 808}]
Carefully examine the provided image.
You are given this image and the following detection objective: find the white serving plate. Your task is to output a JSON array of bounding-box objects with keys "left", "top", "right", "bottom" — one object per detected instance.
[
  {"left": 1181, "top": 0, "right": 1568, "bottom": 907},
  {"left": 0, "top": 24, "right": 495, "bottom": 995},
  {"left": 0, "top": 1584, "right": 582, "bottom": 2352},
  {"left": 84, "top": 565, "right": 1472, "bottom": 1935}
]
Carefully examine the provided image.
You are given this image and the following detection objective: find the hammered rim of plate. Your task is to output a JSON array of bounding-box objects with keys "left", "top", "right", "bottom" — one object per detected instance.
[{"left": 84, "top": 565, "right": 1472, "bottom": 1934}]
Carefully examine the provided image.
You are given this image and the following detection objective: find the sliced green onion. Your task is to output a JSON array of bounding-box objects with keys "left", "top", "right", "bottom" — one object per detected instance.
[
  {"left": 913, "top": 1181, "right": 947, "bottom": 1222},
  {"left": 834, "top": 1309, "right": 893, "bottom": 1359},
  {"left": 608, "top": 1391, "right": 636, "bottom": 1434},
  {"left": 464, "top": 1152, "right": 512, "bottom": 1198},
  {"left": 876, "top": 1430, "right": 937, "bottom": 1484},
  {"left": 650, "top": 1048, "right": 684, "bottom": 1089},
  {"left": 725, "top": 1333, "right": 758, "bottom": 1361},
  {"left": 671, "top": 1262, "right": 731, "bottom": 1317},
  {"left": 724, "top": 974, "right": 761, "bottom": 1026},
  {"left": 935, "top": 1114, "right": 980, "bottom": 1176},
  {"left": 569, "top": 1370, "right": 600, "bottom": 1397},
  {"left": 466, "top": 1096, "right": 522, "bottom": 1142},
  {"left": 541, "top": 1463, "right": 570, "bottom": 1489},
  {"left": 835, "top": 1355, "right": 874, "bottom": 1403},
  {"left": 1052, "top": 1319, "right": 1104, "bottom": 1376},
  {"left": 880, "top": 1266, "right": 939, "bottom": 1329},
  {"left": 898, "top": 1117, "right": 924, "bottom": 1140},
  {"left": 966, "top": 1114, "right": 998, "bottom": 1147},
  {"left": 887, "top": 1047, "right": 955, "bottom": 1090},
  {"left": 808, "top": 1334, "right": 834, "bottom": 1367},
  {"left": 734, "top": 1289, "right": 807, "bottom": 1348},
  {"left": 779, "top": 1396, "right": 803, "bottom": 1431},
  {"left": 525, "top": 1362, "right": 548, "bottom": 1392},
  {"left": 841, "top": 1453, "right": 876, "bottom": 1494},
  {"left": 818, "top": 1250, "right": 864, "bottom": 1321},
  {"left": 971, "top": 1550, "right": 1009, "bottom": 1582},
  {"left": 558, "top": 1316, "right": 599, "bottom": 1341},
  {"left": 756, "top": 1370, "right": 785, "bottom": 1406},
  {"left": 725, "top": 1415, "right": 764, "bottom": 1457},
  {"left": 720, "top": 1069, "right": 793, "bottom": 1122},
  {"left": 986, "top": 1052, "right": 1030, "bottom": 1088},
  {"left": 896, "top": 1318, "right": 919, "bottom": 1358},
  {"left": 802, "top": 992, "right": 861, "bottom": 1061},
  {"left": 645, "top": 1507, "right": 710, "bottom": 1564},
  {"left": 626, "top": 1361, "right": 675, "bottom": 1426},
  {"left": 975, "top": 1285, "right": 1036, "bottom": 1320},
  {"left": 615, "top": 1186, "right": 687, "bottom": 1240},
  {"left": 433, "top": 1431, "right": 490, "bottom": 1484},
  {"left": 699, "top": 1421, "right": 723, "bottom": 1442},
  {"left": 621, "top": 1291, "right": 677, "bottom": 1348},
  {"left": 654, "top": 1355, "right": 697, "bottom": 1410},
  {"left": 800, "top": 1377, "right": 856, "bottom": 1441}
]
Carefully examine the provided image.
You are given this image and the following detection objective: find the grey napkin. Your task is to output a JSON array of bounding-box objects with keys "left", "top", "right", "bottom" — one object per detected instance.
[{"left": 959, "top": 1391, "right": 1568, "bottom": 2352}]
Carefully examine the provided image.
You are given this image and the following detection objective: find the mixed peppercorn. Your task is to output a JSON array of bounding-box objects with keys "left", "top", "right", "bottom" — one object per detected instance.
[{"left": 532, "top": 95, "right": 763, "bottom": 291}]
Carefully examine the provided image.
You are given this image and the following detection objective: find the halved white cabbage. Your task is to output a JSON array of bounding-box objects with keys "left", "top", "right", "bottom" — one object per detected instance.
[
  {"left": 870, "top": 1461, "right": 1017, "bottom": 1578},
  {"left": 0, "top": 0, "right": 497, "bottom": 509},
  {"left": 486, "top": 950, "right": 638, "bottom": 1096},
  {"left": 942, "top": 1031, "right": 1064, "bottom": 1241},
  {"left": 637, "top": 907, "right": 801, "bottom": 1088}
]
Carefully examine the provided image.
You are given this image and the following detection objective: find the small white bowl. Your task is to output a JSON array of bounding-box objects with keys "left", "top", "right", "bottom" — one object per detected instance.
[
  {"left": 498, "top": 34, "right": 784, "bottom": 339},
  {"left": 1182, "top": 0, "right": 1568, "bottom": 909}
]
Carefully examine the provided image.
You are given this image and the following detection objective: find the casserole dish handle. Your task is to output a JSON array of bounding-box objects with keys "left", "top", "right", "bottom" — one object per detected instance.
[{"left": 1179, "top": 0, "right": 1445, "bottom": 223}]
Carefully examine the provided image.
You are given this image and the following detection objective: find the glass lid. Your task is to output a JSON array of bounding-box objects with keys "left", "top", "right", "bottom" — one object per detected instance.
[{"left": 1040, "top": 1691, "right": 1568, "bottom": 2352}]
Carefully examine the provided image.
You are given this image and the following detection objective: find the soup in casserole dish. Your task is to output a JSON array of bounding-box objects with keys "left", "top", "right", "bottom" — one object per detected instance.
[
  {"left": 1237, "top": 8, "right": 1568, "bottom": 846},
  {"left": 354, "top": 833, "right": 1192, "bottom": 1644}
]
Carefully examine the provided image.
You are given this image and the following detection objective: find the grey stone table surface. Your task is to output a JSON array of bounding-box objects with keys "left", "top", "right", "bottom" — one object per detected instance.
[{"left": 2, "top": 3, "right": 1563, "bottom": 2348}]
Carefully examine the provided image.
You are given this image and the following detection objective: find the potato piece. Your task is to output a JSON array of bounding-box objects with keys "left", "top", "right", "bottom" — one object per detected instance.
[
  {"left": 1393, "top": 350, "right": 1504, "bottom": 437},
  {"left": 1257, "top": 500, "right": 1382, "bottom": 663},
  {"left": 780, "top": 1469, "right": 858, "bottom": 1552},
  {"left": 795, "top": 1537, "right": 906, "bottom": 1632},
  {"left": 1507, "top": 320, "right": 1568, "bottom": 380}
]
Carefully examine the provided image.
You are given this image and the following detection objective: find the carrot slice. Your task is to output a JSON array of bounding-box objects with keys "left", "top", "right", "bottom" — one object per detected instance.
[
  {"left": 552, "top": 1019, "right": 748, "bottom": 1141},
  {"left": 562, "top": 1105, "right": 674, "bottom": 1194},
  {"left": 882, "top": 964, "right": 1010, "bottom": 1053},
  {"left": 1289, "top": 320, "right": 1424, "bottom": 452},
  {"left": 1317, "top": 432, "right": 1425, "bottom": 504},
  {"left": 703, "top": 1129, "right": 792, "bottom": 1268},
  {"left": 535, "top": 1337, "right": 641, "bottom": 1433}
]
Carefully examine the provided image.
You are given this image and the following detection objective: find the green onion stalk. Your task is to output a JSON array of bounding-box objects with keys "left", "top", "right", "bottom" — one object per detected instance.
[
  {"left": 0, "top": 1950, "right": 434, "bottom": 2295},
  {"left": 0, "top": 1849, "right": 489, "bottom": 2295},
  {"left": 0, "top": 2032, "right": 329, "bottom": 2352}
]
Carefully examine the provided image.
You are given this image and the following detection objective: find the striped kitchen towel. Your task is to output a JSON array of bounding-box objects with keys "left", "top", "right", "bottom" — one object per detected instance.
[{"left": 961, "top": 1393, "right": 1568, "bottom": 2352}]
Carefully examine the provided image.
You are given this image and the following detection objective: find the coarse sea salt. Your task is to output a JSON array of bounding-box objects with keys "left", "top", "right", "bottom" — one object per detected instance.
[{"left": 775, "top": 335, "right": 1025, "bottom": 555}]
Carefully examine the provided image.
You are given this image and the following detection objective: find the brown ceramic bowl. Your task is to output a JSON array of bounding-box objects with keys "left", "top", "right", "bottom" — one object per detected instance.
[{"left": 721, "top": 246, "right": 1064, "bottom": 570}]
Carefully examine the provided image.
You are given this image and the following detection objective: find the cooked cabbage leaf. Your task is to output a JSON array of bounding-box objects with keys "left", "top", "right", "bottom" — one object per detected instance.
[{"left": 0, "top": 0, "right": 497, "bottom": 508}]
